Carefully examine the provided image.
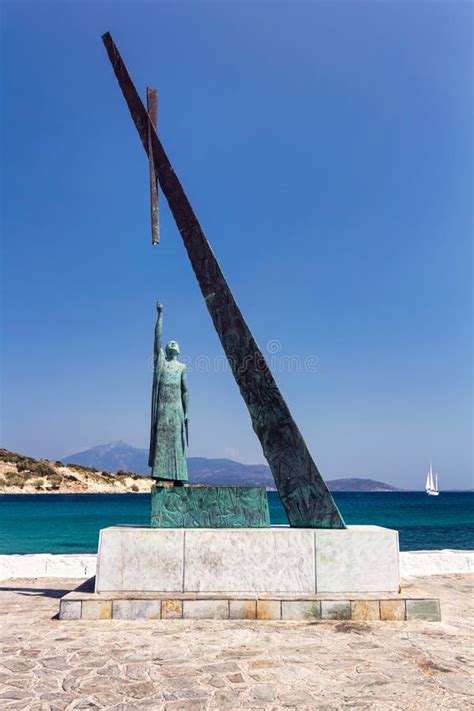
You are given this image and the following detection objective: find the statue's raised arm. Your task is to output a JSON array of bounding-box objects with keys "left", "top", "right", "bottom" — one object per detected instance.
[{"left": 154, "top": 302, "right": 164, "bottom": 363}]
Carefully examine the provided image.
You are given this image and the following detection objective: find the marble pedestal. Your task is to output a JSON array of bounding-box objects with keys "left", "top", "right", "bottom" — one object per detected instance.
[{"left": 95, "top": 525, "right": 400, "bottom": 595}]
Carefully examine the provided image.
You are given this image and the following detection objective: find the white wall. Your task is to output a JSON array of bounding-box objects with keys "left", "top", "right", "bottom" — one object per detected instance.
[{"left": 0, "top": 549, "right": 472, "bottom": 581}]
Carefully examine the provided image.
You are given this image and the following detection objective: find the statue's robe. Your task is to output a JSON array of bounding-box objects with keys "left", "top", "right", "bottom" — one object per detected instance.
[{"left": 149, "top": 349, "right": 188, "bottom": 481}]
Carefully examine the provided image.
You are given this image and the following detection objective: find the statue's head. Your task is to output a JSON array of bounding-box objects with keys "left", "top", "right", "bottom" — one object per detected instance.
[{"left": 165, "top": 340, "right": 180, "bottom": 358}]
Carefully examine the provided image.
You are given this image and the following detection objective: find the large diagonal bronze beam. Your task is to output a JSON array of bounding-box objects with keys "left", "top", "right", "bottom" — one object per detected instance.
[{"left": 102, "top": 32, "right": 345, "bottom": 528}]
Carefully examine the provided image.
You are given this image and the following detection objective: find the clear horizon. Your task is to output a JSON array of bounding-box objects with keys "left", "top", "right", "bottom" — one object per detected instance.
[{"left": 2, "top": 1, "right": 473, "bottom": 490}]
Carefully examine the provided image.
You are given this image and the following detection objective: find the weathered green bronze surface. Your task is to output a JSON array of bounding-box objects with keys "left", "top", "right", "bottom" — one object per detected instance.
[
  {"left": 151, "top": 485, "right": 270, "bottom": 528},
  {"left": 149, "top": 303, "right": 189, "bottom": 483},
  {"left": 102, "top": 33, "right": 345, "bottom": 529}
]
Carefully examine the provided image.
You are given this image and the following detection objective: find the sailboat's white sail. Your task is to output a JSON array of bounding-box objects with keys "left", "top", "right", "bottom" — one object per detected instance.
[{"left": 425, "top": 461, "right": 439, "bottom": 495}]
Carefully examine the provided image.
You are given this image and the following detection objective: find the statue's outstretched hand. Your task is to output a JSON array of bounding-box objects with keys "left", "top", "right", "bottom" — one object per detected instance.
[{"left": 156, "top": 302, "right": 164, "bottom": 313}]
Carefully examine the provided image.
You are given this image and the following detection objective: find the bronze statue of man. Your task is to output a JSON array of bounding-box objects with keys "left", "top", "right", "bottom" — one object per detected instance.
[{"left": 148, "top": 302, "right": 189, "bottom": 485}]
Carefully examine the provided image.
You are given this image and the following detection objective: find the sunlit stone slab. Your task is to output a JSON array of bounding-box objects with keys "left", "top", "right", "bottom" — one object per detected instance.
[
  {"left": 315, "top": 525, "right": 400, "bottom": 593},
  {"left": 60, "top": 599, "right": 81, "bottom": 620},
  {"left": 229, "top": 600, "right": 257, "bottom": 619},
  {"left": 282, "top": 600, "right": 321, "bottom": 620},
  {"left": 113, "top": 599, "right": 162, "bottom": 619},
  {"left": 406, "top": 599, "right": 440, "bottom": 621},
  {"left": 380, "top": 599, "right": 406, "bottom": 620},
  {"left": 184, "top": 528, "right": 315, "bottom": 593},
  {"left": 183, "top": 599, "right": 229, "bottom": 619},
  {"left": 321, "top": 600, "right": 351, "bottom": 620},
  {"left": 96, "top": 527, "right": 184, "bottom": 593}
]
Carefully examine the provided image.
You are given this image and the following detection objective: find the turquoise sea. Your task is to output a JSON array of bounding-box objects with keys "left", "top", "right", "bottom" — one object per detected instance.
[{"left": 0, "top": 491, "right": 472, "bottom": 554}]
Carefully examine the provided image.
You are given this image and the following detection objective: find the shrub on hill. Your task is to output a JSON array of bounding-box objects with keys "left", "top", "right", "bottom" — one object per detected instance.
[
  {"left": 16, "top": 458, "right": 37, "bottom": 473},
  {"left": 68, "top": 462, "right": 99, "bottom": 473},
  {"left": 97, "top": 471, "right": 117, "bottom": 482},
  {"left": 16, "top": 460, "right": 59, "bottom": 481},
  {"left": 34, "top": 461, "right": 58, "bottom": 478},
  {"left": 116, "top": 469, "right": 141, "bottom": 480},
  {"left": 0, "top": 449, "right": 31, "bottom": 465},
  {"left": 3, "top": 471, "right": 25, "bottom": 487},
  {"left": 63, "top": 473, "right": 78, "bottom": 482}
]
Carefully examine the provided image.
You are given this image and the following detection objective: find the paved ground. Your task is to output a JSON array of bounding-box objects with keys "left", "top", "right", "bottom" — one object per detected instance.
[{"left": 0, "top": 575, "right": 472, "bottom": 710}]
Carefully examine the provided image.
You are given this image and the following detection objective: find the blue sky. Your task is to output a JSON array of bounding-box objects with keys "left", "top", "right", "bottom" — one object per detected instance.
[{"left": 1, "top": 1, "right": 472, "bottom": 489}]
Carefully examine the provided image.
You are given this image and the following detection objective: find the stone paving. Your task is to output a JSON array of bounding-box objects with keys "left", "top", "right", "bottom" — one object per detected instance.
[{"left": 0, "top": 574, "right": 472, "bottom": 710}]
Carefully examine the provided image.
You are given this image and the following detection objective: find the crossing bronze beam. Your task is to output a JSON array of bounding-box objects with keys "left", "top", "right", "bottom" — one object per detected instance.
[
  {"left": 146, "top": 87, "right": 159, "bottom": 245},
  {"left": 101, "top": 31, "right": 345, "bottom": 528}
]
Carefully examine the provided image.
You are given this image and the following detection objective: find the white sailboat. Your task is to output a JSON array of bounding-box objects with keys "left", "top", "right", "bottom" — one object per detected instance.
[{"left": 425, "top": 461, "right": 439, "bottom": 496}]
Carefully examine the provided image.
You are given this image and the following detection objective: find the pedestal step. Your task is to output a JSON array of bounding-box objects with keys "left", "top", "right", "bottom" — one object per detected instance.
[{"left": 59, "top": 584, "right": 441, "bottom": 622}]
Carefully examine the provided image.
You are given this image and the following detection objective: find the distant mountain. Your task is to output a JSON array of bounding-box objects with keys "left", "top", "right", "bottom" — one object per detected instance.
[
  {"left": 62, "top": 441, "right": 275, "bottom": 488},
  {"left": 62, "top": 442, "right": 400, "bottom": 491},
  {"left": 327, "top": 478, "right": 400, "bottom": 492},
  {"left": 63, "top": 441, "right": 148, "bottom": 475}
]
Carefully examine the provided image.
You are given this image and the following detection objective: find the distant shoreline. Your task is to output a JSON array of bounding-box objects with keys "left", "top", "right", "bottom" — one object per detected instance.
[
  {"left": 2, "top": 447, "right": 472, "bottom": 494},
  {"left": 0, "top": 489, "right": 472, "bottom": 495}
]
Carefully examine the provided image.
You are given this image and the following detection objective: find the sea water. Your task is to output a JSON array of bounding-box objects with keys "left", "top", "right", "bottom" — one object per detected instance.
[{"left": 0, "top": 491, "right": 472, "bottom": 554}]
